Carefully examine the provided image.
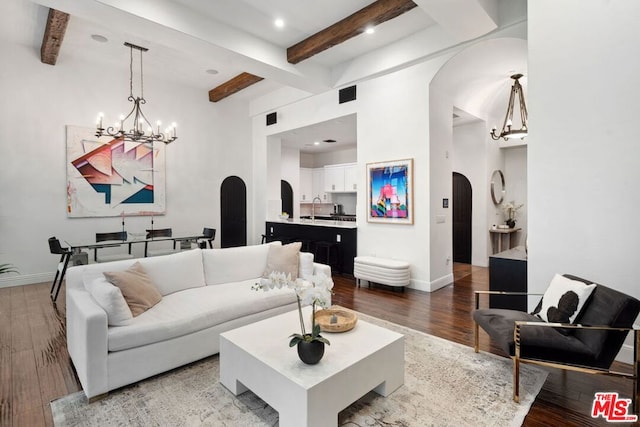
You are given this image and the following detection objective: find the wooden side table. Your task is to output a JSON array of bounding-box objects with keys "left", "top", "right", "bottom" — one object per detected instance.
[{"left": 489, "top": 227, "right": 521, "bottom": 254}]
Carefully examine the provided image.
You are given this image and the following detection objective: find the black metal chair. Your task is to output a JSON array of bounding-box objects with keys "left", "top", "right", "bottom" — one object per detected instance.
[
  {"left": 48, "top": 237, "right": 72, "bottom": 302},
  {"left": 473, "top": 274, "right": 640, "bottom": 411},
  {"left": 94, "top": 231, "right": 133, "bottom": 263},
  {"left": 198, "top": 228, "right": 216, "bottom": 249},
  {"left": 144, "top": 228, "right": 179, "bottom": 257}
]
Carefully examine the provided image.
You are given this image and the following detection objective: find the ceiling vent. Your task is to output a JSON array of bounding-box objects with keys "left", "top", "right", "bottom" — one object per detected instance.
[{"left": 323, "top": 139, "right": 336, "bottom": 143}]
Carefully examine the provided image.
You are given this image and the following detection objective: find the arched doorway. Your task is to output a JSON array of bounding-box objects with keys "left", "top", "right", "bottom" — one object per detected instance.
[
  {"left": 220, "top": 176, "right": 247, "bottom": 248},
  {"left": 452, "top": 172, "right": 472, "bottom": 264},
  {"left": 281, "top": 180, "right": 293, "bottom": 217}
]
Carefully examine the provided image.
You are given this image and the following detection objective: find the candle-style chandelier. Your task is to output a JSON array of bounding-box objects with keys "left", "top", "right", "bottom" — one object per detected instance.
[
  {"left": 490, "top": 73, "right": 528, "bottom": 141},
  {"left": 96, "top": 42, "right": 177, "bottom": 145}
]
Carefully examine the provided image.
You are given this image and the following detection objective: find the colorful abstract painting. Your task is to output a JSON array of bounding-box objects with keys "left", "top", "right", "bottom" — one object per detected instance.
[
  {"left": 367, "top": 159, "right": 413, "bottom": 224},
  {"left": 66, "top": 126, "right": 166, "bottom": 217}
]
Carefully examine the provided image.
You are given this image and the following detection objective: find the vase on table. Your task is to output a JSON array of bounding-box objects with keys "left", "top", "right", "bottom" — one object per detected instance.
[
  {"left": 296, "top": 336, "right": 325, "bottom": 365},
  {"left": 506, "top": 218, "right": 516, "bottom": 228}
]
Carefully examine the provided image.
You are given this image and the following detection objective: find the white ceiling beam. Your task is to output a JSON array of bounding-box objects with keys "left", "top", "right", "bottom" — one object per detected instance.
[{"left": 412, "top": 0, "right": 498, "bottom": 42}]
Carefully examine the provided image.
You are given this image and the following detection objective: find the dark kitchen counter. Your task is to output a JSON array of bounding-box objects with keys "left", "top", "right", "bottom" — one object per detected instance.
[{"left": 265, "top": 221, "right": 357, "bottom": 274}]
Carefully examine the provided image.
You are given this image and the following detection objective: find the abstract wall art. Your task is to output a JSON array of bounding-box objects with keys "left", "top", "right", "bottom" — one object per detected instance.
[
  {"left": 367, "top": 158, "right": 413, "bottom": 224},
  {"left": 66, "top": 126, "right": 166, "bottom": 217}
]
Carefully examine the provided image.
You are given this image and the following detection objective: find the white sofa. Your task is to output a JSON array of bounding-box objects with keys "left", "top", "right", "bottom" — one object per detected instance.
[{"left": 65, "top": 243, "right": 331, "bottom": 399}]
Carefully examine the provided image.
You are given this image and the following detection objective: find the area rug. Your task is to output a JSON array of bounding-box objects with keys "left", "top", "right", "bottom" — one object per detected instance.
[{"left": 51, "top": 312, "right": 547, "bottom": 426}]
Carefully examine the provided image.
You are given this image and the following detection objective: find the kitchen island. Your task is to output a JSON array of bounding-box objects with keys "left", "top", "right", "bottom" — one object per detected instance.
[{"left": 265, "top": 219, "right": 357, "bottom": 274}]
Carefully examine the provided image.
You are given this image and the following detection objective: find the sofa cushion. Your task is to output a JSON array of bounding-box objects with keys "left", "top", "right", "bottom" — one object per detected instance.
[
  {"left": 107, "top": 279, "right": 297, "bottom": 351},
  {"left": 137, "top": 249, "right": 206, "bottom": 295},
  {"left": 531, "top": 274, "right": 596, "bottom": 323},
  {"left": 264, "top": 242, "right": 302, "bottom": 279},
  {"left": 85, "top": 276, "right": 133, "bottom": 326},
  {"left": 103, "top": 262, "right": 163, "bottom": 317},
  {"left": 202, "top": 243, "right": 278, "bottom": 286}
]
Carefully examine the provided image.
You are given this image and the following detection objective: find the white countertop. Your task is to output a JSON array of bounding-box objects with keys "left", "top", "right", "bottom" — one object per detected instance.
[{"left": 270, "top": 218, "right": 357, "bottom": 229}]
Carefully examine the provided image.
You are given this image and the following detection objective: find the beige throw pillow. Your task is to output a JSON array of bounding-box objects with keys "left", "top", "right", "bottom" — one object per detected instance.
[
  {"left": 103, "top": 262, "right": 162, "bottom": 317},
  {"left": 264, "top": 242, "right": 302, "bottom": 279}
]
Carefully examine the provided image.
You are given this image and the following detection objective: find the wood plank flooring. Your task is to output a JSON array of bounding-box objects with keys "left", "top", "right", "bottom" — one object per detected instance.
[{"left": 0, "top": 263, "right": 634, "bottom": 426}]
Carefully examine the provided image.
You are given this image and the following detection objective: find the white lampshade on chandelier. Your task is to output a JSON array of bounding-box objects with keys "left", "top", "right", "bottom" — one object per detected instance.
[
  {"left": 96, "top": 42, "right": 177, "bottom": 145},
  {"left": 490, "top": 73, "right": 528, "bottom": 141}
]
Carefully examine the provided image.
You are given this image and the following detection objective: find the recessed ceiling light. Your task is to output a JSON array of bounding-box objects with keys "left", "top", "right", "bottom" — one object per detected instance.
[
  {"left": 91, "top": 34, "right": 108, "bottom": 43},
  {"left": 274, "top": 18, "right": 285, "bottom": 28},
  {"left": 365, "top": 26, "right": 375, "bottom": 35},
  {"left": 206, "top": 69, "right": 219, "bottom": 75},
  {"left": 313, "top": 141, "right": 320, "bottom": 145}
]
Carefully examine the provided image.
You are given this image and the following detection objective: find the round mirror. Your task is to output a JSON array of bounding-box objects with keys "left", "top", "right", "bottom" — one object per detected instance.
[{"left": 490, "top": 170, "right": 505, "bottom": 205}]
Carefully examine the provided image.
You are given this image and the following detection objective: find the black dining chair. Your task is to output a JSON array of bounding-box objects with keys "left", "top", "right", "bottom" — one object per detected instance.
[
  {"left": 198, "top": 228, "right": 216, "bottom": 249},
  {"left": 94, "top": 231, "right": 133, "bottom": 263},
  {"left": 145, "top": 228, "right": 180, "bottom": 257},
  {"left": 48, "top": 237, "right": 72, "bottom": 302}
]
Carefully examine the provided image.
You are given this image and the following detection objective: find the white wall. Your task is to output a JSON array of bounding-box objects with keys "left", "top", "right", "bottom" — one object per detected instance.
[
  {"left": 528, "top": 0, "right": 640, "bottom": 362},
  {"left": 452, "top": 121, "right": 491, "bottom": 266},
  {"left": 312, "top": 148, "right": 357, "bottom": 168},
  {"left": 0, "top": 9, "right": 251, "bottom": 287},
  {"left": 280, "top": 146, "right": 300, "bottom": 217},
  {"left": 503, "top": 146, "right": 527, "bottom": 246},
  {"left": 252, "top": 58, "right": 447, "bottom": 291}
]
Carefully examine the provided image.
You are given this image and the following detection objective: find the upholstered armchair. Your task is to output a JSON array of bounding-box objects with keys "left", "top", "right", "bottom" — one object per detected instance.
[{"left": 473, "top": 274, "right": 640, "bottom": 412}]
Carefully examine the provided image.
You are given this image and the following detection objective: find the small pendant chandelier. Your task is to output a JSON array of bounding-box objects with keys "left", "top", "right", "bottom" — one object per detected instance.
[
  {"left": 490, "top": 74, "right": 528, "bottom": 141},
  {"left": 95, "top": 42, "right": 177, "bottom": 145}
]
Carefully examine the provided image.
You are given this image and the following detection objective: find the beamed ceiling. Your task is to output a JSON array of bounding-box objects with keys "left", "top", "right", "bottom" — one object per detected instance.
[{"left": 28, "top": 0, "right": 526, "bottom": 103}]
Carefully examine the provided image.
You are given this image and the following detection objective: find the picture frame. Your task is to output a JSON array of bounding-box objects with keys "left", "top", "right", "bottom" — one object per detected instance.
[
  {"left": 366, "top": 158, "right": 413, "bottom": 224},
  {"left": 66, "top": 125, "right": 166, "bottom": 218}
]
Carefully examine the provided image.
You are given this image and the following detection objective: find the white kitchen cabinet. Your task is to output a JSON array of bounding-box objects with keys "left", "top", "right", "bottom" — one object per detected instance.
[
  {"left": 312, "top": 168, "right": 331, "bottom": 202},
  {"left": 344, "top": 163, "right": 358, "bottom": 192},
  {"left": 324, "top": 165, "right": 344, "bottom": 192},
  {"left": 324, "top": 163, "right": 357, "bottom": 193},
  {"left": 300, "top": 168, "right": 313, "bottom": 202}
]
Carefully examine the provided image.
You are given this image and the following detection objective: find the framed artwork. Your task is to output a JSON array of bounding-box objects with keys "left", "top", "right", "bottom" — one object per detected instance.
[
  {"left": 66, "top": 125, "right": 166, "bottom": 217},
  {"left": 367, "top": 158, "right": 413, "bottom": 224}
]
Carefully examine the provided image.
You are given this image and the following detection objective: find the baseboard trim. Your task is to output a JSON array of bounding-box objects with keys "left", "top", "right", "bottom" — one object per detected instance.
[
  {"left": 0, "top": 272, "right": 53, "bottom": 289},
  {"left": 408, "top": 278, "right": 430, "bottom": 292},
  {"left": 429, "top": 273, "right": 454, "bottom": 292}
]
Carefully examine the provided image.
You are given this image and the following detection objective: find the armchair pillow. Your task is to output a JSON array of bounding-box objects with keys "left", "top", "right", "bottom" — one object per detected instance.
[
  {"left": 103, "top": 262, "right": 162, "bottom": 317},
  {"left": 531, "top": 274, "right": 596, "bottom": 324}
]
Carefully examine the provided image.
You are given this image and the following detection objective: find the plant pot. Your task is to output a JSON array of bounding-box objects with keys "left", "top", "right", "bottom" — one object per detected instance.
[
  {"left": 297, "top": 338, "right": 325, "bottom": 365},
  {"left": 506, "top": 219, "right": 516, "bottom": 228}
]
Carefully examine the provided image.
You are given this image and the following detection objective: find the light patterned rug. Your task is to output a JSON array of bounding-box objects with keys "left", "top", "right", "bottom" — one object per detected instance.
[{"left": 51, "top": 312, "right": 547, "bottom": 426}]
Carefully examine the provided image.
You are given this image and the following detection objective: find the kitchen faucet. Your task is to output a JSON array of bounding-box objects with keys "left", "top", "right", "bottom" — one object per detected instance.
[{"left": 311, "top": 196, "right": 322, "bottom": 221}]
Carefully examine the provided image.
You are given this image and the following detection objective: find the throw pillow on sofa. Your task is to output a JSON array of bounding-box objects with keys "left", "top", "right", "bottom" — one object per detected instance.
[
  {"left": 104, "top": 262, "right": 163, "bottom": 317},
  {"left": 85, "top": 276, "right": 133, "bottom": 326},
  {"left": 531, "top": 273, "right": 596, "bottom": 324},
  {"left": 264, "top": 242, "right": 302, "bottom": 279}
]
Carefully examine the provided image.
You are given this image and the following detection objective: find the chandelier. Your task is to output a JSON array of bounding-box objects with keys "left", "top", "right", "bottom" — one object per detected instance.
[
  {"left": 490, "top": 74, "right": 528, "bottom": 141},
  {"left": 96, "top": 42, "right": 177, "bottom": 145}
]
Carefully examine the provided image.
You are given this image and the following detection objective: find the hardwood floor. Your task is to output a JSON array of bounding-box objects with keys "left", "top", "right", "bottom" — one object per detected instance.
[{"left": 0, "top": 264, "right": 634, "bottom": 426}]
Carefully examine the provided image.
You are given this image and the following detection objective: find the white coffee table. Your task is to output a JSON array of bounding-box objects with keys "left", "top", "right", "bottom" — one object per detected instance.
[{"left": 219, "top": 307, "right": 404, "bottom": 427}]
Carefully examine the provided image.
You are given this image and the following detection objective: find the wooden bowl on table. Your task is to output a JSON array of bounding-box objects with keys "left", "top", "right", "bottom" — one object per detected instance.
[{"left": 314, "top": 308, "right": 358, "bottom": 333}]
